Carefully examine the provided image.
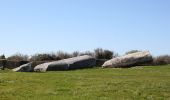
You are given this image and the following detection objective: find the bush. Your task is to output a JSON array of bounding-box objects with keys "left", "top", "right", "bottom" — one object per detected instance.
[
  {"left": 56, "top": 51, "right": 72, "bottom": 60},
  {"left": 72, "top": 51, "right": 80, "bottom": 57},
  {"left": 79, "top": 51, "right": 95, "bottom": 57},
  {"left": 94, "top": 48, "right": 118, "bottom": 59},
  {"left": 103, "top": 50, "right": 114, "bottom": 59},
  {"left": 0, "top": 54, "right": 6, "bottom": 59},
  {"left": 30, "top": 51, "right": 94, "bottom": 62},
  {"left": 7, "top": 53, "right": 29, "bottom": 61},
  {"left": 0, "top": 59, "right": 7, "bottom": 70},
  {"left": 94, "top": 48, "right": 103, "bottom": 59},
  {"left": 31, "top": 61, "right": 47, "bottom": 68},
  {"left": 125, "top": 50, "right": 141, "bottom": 55},
  {"left": 30, "top": 50, "right": 96, "bottom": 62},
  {"left": 152, "top": 55, "right": 170, "bottom": 65},
  {"left": 6, "top": 48, "right": 119, "bottom": 62},
  {"left": 30, "top": 53, "right": 56, "bottom": 61}
]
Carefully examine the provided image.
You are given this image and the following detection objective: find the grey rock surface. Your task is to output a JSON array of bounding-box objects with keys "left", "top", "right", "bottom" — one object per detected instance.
[
  {"left": 102, "top": 51, "right": 152, "bottom": 68},
  {"left": 13, "top": 62, "right": 32, "bottom": 72},
  {"left": 34, "top": 55, "right": 96, "bottom": 72}
]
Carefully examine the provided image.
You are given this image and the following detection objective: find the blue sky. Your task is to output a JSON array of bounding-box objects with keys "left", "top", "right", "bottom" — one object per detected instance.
[{"left": 0, "top": 0, "right": 170, "bottom": 56}]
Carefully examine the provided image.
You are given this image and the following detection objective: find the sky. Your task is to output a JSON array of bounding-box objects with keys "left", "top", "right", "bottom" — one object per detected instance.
[{"left": 0, "top": 0, "right": 170, "bottom": 57}]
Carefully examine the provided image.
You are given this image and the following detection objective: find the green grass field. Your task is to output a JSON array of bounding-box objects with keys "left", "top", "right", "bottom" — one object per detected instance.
[{"left": 0, "top": 65, "right": 170, "bottom": 100}]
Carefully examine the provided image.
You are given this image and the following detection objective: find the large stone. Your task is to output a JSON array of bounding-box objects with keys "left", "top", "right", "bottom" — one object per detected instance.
[
  {"left": 13, "top": 62, "right": 33, "bottom": 72},
  {"left": 34, "top": 55, "right": 96, "bottom": 72},
  {"left": 102, "top": 51, "right": 153, "bottom": 68}
]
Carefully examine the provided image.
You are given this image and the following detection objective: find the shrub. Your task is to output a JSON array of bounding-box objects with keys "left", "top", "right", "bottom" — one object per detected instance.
[
  {"left": 0, "top": 60, "right": 28, "bottom": 69},
  {"left": 94, "top": 48, "right": 118, "bottom": 59},
  {"left": 125, "top": 50, "right": 141, "bottom": 55},
  {"left": 30, "top": 53, "right": 56, "bottom": 61},
  {"left": 0, "top": 59, "right": 7, "bottom": 70},
  {"left": 5, "top": 48, "right": 119, "bottom": 62},
  {"left": 56, "top": 51, "right": 72, "bottom": 60},
  {"left": 31, "top": 61, "right": 47, "bottom": 67},
  {"left": 103, "top": 50, "right": 114, "bottom": 59},
  {"left": 94, "top": 48, "right": 104, "bottom": 59},
  {"left": 0, "top": 54, "right": 6, "bottom": 59},
  {"left": 7, "top": 53, "right": 29, "bottom": 61},
  {"left": 30, "top": 51, "right": 84, "bottom": 62},
  {"left": 72, "top": 51, "right": 80, "bottom": 57},
  {"left": 80, "top": 51, "right": 95, "bottom": 57},
  {"left": 152, "top": 55, "right": 170, "bottom": 65}
]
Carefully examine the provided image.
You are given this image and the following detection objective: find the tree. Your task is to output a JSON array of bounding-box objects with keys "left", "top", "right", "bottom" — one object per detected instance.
[
  {"left": 94, "top": 48, "right": 118, "bottom": 59},
  {"left": 30, "top": 53, "right": 56, "bottom": 61},
  {"left": 7, "top": 53, "right": 29, "bottom": 61},
  {"left": 0, "top": 54, "right": 6, "bottom": 70},
  {"left": 72, "top": 51, "right": 80, "bottom": 57},
  {"left": 103, "top": 50, "right": 113, "bottom": 59},
  {"left": 0, "top": 54, "right": 5, "bottom": 59}
]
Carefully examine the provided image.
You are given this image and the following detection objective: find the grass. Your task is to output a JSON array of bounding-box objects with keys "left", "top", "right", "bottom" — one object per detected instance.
[{"left": 0, "top": 65, "right": 170, "bottom": 100}]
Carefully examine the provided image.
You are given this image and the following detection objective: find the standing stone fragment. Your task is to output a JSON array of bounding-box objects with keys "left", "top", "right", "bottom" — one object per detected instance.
[{"left": 102, "top": 51, "right": 152, "bottom": 68}]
